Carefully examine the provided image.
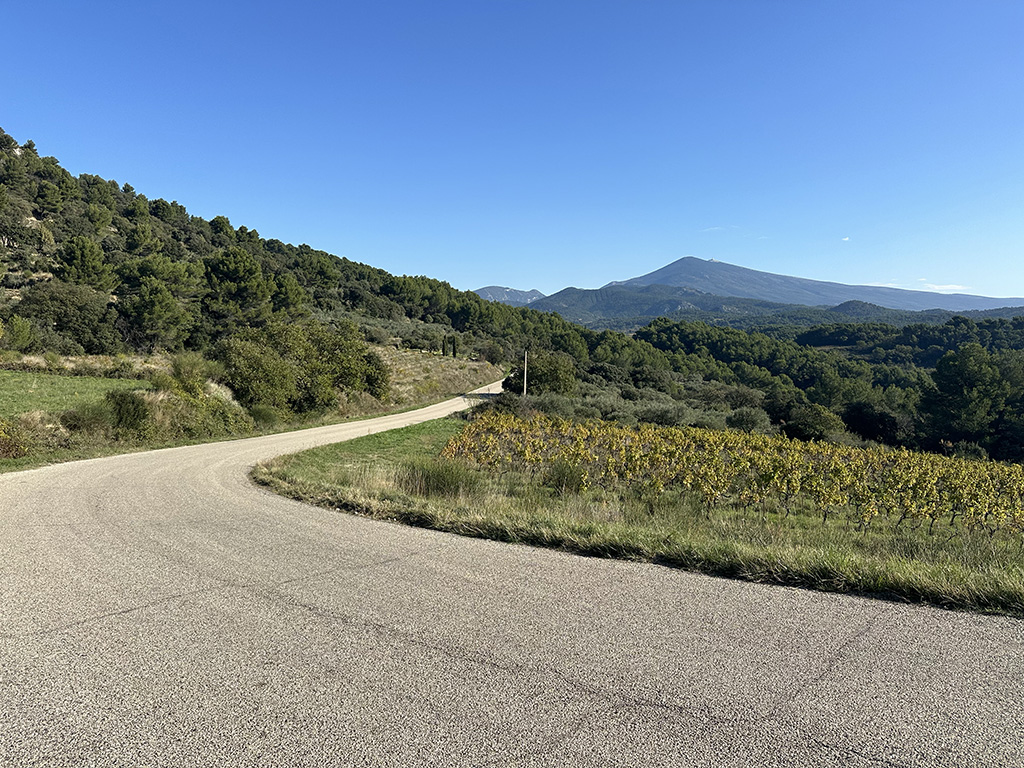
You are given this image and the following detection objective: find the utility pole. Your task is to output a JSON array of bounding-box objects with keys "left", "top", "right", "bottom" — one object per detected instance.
[{"left": 522, "top": 350, "right": 528, "bottom": 396}]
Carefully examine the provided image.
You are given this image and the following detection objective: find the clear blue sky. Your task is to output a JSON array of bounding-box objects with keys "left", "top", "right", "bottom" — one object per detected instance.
[{"left": 3, "top": 1, "right": 1022, "bottom": 297}]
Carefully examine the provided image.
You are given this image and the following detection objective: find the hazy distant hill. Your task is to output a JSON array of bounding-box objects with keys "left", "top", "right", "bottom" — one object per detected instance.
[
  {"left": 530, "top": 284, "right": 1024, "bottom": 331},
  {"left": 532, "top": 284, "right": 793, "bottom": 326},
  {"left": 613, "top": 256, "right": 1024, "bottom": 312},
  {"left": 474, "top": 286, "right": 545, "bottom": 306}
]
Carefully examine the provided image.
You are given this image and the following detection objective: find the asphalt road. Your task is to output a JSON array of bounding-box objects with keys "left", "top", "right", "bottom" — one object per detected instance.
[{"left": 1, "top": 382, "right": 1022, "bottom": 767}]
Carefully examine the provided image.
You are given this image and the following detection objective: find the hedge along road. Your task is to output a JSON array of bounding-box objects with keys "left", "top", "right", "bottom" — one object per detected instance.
[{"left": 1, "top": 381, "right": 1021, "bottom": 768}]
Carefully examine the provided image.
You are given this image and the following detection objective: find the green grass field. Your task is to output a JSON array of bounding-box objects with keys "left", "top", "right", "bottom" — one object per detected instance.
[
  {"left": 253, "top": 418, "right": 1024, "bottom": 617},
  {"left": 0, "top": 370, "right": 147, "bottom": 419}
]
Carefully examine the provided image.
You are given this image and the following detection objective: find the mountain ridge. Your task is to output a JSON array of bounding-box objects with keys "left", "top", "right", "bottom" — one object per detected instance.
[
  {"left": 530, "top": 283, "right": 1024, "bottom": 331},
  {"left": 473, "top": 286, "right": 545, "bottom": 306},
  {"left": 612, "top": 256, "right": 1024, "bottom": 312}
]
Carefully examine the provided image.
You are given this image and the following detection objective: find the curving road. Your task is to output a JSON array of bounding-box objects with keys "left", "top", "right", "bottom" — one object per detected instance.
[{"left": 1, "top": 382, "right": 1022, "bottom": 767}]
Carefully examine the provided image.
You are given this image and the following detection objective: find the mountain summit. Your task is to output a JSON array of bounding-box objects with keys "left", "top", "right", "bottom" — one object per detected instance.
[
  {"left": 474, "top": 286, "right": 545, "bottom": 306},
  {"left": 612, "top": 256, "right": 1024, "bottom": 312}
]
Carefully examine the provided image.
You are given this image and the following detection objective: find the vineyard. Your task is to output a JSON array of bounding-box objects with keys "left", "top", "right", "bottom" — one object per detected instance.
[{"left": 443, "top": 412, "right": 1024, "bottom": 541}]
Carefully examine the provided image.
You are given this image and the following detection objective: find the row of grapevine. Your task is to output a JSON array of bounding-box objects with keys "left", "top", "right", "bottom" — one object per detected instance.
[{"left": 442, "top": 412, "right": 1024, "bottom": 537}]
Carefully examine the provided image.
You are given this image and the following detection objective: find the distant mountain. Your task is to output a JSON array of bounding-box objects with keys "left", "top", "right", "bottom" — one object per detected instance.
[
  {"left": 612, "top": 256, "right": 1024, "bottom": 312},
  {"left": 533, "top": 284, "right": 787, "bottom": 326},
  {"left": 474, "top": 286, "right": 545, "bottom": 306},
  {"left": 531, "top": 284, "right": 1024, "bottom": 332},
  {"left": 536, "top": 284, "right": 966, "bottom": 329}
]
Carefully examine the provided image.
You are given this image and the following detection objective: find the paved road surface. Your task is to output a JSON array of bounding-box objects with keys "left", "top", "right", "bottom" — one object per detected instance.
[{"left": 1, "top": 383, "right": 1022, "bottom": 767}]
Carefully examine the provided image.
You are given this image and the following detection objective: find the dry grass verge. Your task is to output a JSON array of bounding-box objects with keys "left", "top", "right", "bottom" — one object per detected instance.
[{"left": 252, "top": 418, "right": 1024, "bottom": 618}]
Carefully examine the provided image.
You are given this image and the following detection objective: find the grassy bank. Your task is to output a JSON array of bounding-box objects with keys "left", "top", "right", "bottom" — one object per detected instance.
[
  {"left": 252, "top": 418, "right": 1024, "bottom": 617},
  {"left": 0, "top": 349, "right": 502, "bottom": 473},
  {"left": 0, "top": 369, "right": 149, "bottom": 419}
]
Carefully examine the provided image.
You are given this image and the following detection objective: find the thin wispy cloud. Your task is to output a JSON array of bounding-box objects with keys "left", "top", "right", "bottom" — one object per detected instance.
[
  {"left": 841, "top": 236, "right": 850, "bottom": 241},
  {"left": 701, "top": 226, "right": 725, "bottom": 232},
  {"left": 917, "top": 278, "right": 970, "bottom": 293}
]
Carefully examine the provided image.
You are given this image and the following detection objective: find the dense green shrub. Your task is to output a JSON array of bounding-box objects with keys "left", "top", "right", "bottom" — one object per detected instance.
[
  {"left": 147, "top": 390, "right": 254, "bottom": 440},
  {"left": 503, "top": 351, "right": 578, "bottom": 396},
  {"left": 248, "top": 404, "right": 282, "bottom": 427},
  {"left": 105, "top": 390, "right": 150, "bottom": 433},
  {"left": 170, "top": 351, "right": 219, "bottom": 397},
  {"left": 726, "top": 406, "right": 772, "bottom": 433},
  {"left": 0, "top": 316, "right": 37, "bottom": 352},
  {"left": 217, "top": 321, "right": 390, "bottom": 415},
  {"left": 633, "top": 401, "right": 692, "bottom": 427},
  {"left": 181, "top": 394, "right": 255, "bottom": 438},
  {"left": 60, "top": 400, "right": 114, "bottom": 433},
  {"left": 782, "top": 403, "right": 845, "bottom": 441},
  {"left": 217, "top": 337, "right": 298, "bottom": 412},
  {"left": 0, "top": 418, "right": 29, "bottom": 458}
]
